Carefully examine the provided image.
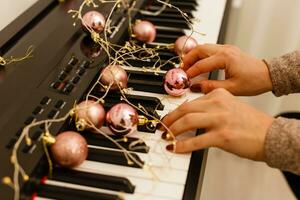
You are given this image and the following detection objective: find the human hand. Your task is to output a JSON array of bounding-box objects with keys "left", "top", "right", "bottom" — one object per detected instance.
[
  {"left": 161, "top": 88, "right": 274, "bottom": 161},
  {"left": 182, "top": 44, "right": 273, "bottom": 96}
]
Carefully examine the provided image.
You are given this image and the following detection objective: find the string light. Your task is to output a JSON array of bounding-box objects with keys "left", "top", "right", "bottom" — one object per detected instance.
[{"left": 2, "top": 1, "right": 206, "bottom": 199}]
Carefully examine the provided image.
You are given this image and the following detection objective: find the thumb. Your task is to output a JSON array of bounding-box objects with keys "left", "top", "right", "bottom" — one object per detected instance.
[{"left": 190, "top": 80, "right": 233, "bottom": 94}]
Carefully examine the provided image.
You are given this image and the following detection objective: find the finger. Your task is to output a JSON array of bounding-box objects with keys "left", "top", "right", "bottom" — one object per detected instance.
[
  {"left": 167, "top": 133, "right": 216, "bottom": 153},
  {"left": 161, "top": 99, "right": 209, "bottom": 129},
  {"left": 190, "top": 79, "right": 234, "bottom": 94},
  {"left": 167, "top": 112, "right": 215, "bottom": 137},
  {"left": 182, "top": 44, "right": 222, "bottom": 71},
  {"left": 186, "top": 55, "right": 225, "bottom": 78}
]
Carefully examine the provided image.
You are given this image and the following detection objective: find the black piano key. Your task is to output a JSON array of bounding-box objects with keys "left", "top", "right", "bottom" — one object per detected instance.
[
  {"left": 82, "top": 132, "right": 149, "bottom": 153},
  {"left": 51, "top": 167, "right": 135, "bottom": 193},
  {"left": 36, "top": 184, "right": 121, "bottom": 200},
  {"left": 155, "top": 34, "right": 179, "bottom": 44},
  {"left": 144, "top": 17, "right": 190, "bottom": 29},
  {"left": 124, "top": 58, "right": 175, "bottom": 71},
  {"left": 87, "top": 147, "right": 144, "bottom": 168},
  {"left": 127, "top": 71, "right": 166, "bottom": 94},
  {"left": 156, "top": 29, "right": 185, "bottom": 38},
  {"left": 151, "top": 1, "right": 197, "bottom": 10},
  {"left": 146, "top": 6, "right": 194, "bottom": 17},
  {"left": 92, "top": 90, "right": 164, "bottom": 111}
]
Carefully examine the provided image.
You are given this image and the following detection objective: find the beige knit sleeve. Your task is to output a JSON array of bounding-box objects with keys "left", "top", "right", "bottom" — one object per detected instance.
[
  {"left": 264, "top": 117, "right": 300, "bottom": 175},
  {"left": 265, "top": 50, "right": 300, "bottom": 96}
]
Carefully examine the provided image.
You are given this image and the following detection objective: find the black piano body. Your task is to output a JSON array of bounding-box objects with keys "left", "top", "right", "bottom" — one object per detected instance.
[{"left": 0, "top": 0, "right": 231, "bottom": 199}]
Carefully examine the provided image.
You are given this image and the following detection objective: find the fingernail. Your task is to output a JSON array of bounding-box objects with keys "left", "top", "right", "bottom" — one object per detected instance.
[
  {"left": 158, "top": 116, "right": 167, "bottom": 131},
  {"left": 166, "top": 144, "right": 174, "bottom": 152},
  {"left": 180, "top": 62, "right": 184, "bottom": 68},
  {"left": 156, "top": 122, "right": 162, "bottom": 130},
  {"left": 190, "top": 84, "right": 202, "bottom": 92},
  {"left": 161, "top": 131, "right": 168, "bottom": 140}
]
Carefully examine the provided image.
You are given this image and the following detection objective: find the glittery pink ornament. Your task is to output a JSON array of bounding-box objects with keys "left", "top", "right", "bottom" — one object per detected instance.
[
  {"left": 164, "top": 68, "right": 190, "bottom": 96},
  {"left": 100, "top": 65, "right": 128, "bottom": 90},
  {"left": 106, "top": 103, "right": 138, "bottom": 136},
  {"left": 80, "top": 36, "right": 102, "bottom": 59},
  {"left": 51, "top": 131, "right": 88, "bottom": 168},
  {"left": 76, "top": 100, "right": 106, "bottom": 131},
  {"left": 174, "top": 36, "right": 197, "bottom": 56},
  {"left": 82, "top": 11, "right": 106, "bottom": 33},
  {"left": 133, "top": 20, "right": 156, "bottom": 43}
]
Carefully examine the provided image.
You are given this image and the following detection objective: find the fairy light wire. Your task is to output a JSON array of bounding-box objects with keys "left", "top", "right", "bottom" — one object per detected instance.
[{"left": 3, "top": 0, "right": 206, "bottom": 199}]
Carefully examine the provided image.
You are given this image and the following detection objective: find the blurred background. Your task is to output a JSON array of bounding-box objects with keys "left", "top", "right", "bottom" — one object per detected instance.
[
  {"left": 202, "top": 0, "right": 300, "bottom": 199},
  {"left": 1, "top": 0, "right": 299, "bottom": 199}
]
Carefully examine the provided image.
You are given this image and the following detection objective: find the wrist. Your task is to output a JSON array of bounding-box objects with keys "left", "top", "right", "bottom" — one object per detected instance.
[{"left": 261, "top": 59, "right": 273, "bottom": 92}]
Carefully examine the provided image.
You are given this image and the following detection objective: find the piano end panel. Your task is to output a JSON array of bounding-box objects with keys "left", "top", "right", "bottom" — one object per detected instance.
[{"left": 182, "top": 129, "right": 208, "bottom": 200}]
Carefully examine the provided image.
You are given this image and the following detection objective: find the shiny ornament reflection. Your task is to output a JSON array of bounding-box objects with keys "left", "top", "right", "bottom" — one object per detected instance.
[
  {"left": 80, "top": 36, "right": 102, "bottom": 59},
  {"left": 106, "top": 103, "right": 138, "bottom": 136},
  {"left": 174, "top": 36, "right": 197, "bottom": 56},
  {"left": 100, "top": 65, "right": 128, "bottom": 90},
  {"left": 51, "top": 131, "right": 88, "bottom": 168},
  {"left": 76, "top": 100, "right": 106, "bottom": 131},
  {"left": 82, "top": 11, "right": 106, "bottom": 33},
  {"left": 164, "top": 68, "right": 190, "bottom": 96},
  {"left": 133, "top": 20, "right": 156, "bottom": 43}
]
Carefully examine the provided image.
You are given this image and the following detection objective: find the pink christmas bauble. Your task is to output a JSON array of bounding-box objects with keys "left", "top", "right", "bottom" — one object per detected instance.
[
  {"left": 100, "top": 65, "right": 128, "bottom": 90},
  {"left": 80, "top": 36, "right": 102, "bottom": 59},
  {"left": 164, "top": 68, "right": 190, "bottom": 96},
  {"left": 76, "top": 100, "right": 106, "bottom": 130},
  {"left": 51, "top": 131, "right": 88, "bottom": 168},
  {"left": 133, "top": 20, "right": 156, "bottom": 43},
  {"left": 82, "top": 11, "right": 106, "bottom": 33},
  {"left": 106, "top": 103, "right": 138, "bottom": 136},
  {"left": 174, "top": 36, "right": 197, "bottom": 56}
]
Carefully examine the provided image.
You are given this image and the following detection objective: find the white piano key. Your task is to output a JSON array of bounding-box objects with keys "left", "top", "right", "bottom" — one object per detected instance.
[
  {"left": 75, "top": 160, "right": 188, "bottom": 185},
  {"left": 187, "top": 0, "right": 227, "bottom": 44},
  {"left": 43, "top": 180, "right": 181, "bottom": 200}
]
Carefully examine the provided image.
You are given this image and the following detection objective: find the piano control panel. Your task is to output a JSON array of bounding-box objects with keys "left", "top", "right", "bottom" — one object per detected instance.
[{"left": 0, "top": 0, "right": 229, "bottom": 199}]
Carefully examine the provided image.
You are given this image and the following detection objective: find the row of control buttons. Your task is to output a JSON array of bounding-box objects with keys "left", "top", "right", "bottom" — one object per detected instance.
[
  {"left": 6, "top": 97, "right": 67, "bottom": 154},
  {"left": 50, "top": 57, "right": 90, "bottom": 95}
]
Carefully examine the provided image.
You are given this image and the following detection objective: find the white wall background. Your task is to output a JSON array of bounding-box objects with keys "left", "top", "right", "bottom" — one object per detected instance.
[
  {"left": 0, "top": 0, "right": 38, "bottom": 31},
  {"left": 225, "top": 0, "right": 300, "bottom": 116}
]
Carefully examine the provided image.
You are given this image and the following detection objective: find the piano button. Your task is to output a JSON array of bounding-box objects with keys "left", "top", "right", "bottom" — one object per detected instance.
[
  {"left": 58, "top": 71, "right": 68, "bottom": 81},
  {"left": 68, "top": 57, "right": 78, "bottom": 66},
  {"left": 39, "top": 123, "right": 45, "bottom": 129},
  {"left": 15, "top": 128, "right": 24, "bottom": 137},
  {"left": 83, "top": 132, "right": 149, "bottom": 153},
  {"left": 87, "top": 147, "right": 144, "bottom": 168},
  {"left": 6, "top": 138, "right": 18, "bottom": 149},
  {"left": 71, "top": 76, "right": 80, "bottom": 84},
  {"left": 55, "top": 100, "right": 65, "bottom": 109},
  {"left": 31, "top": 130, "right": 43, "bottom": 140},
  {"left": 33, "top": 106, "right": 43, "bottom": 115},
  {"left": 40, "top": 96, "right": 51, "bottom": 105},
  {"left": 64, "top": 65, "right": 73, "bottom": 73},
  {"left": 62, "top": 83, "right": 74, "bottom": 94},
  {"left": 37, "top": 182, "right": 122, "bottom": 200},
  {"left": 22, "top": 144, "right": 36, "bottom": 153},
  {"left": 80, "top": 60, "right": 90, "bottom": 68},
  {"left": 51, "top": 167, "right": 135, "bottom": 193},
  {"left": 50, "top": 81, "right": 61, "bottom": 90},
  {"left": 76, "top": 68, "right": 85, "bottom": 76},
  {"left": 24, "top": 116, "right": 35, "bottom": 125},
  {"left": 47, "top": 109, "right": 59, "bottom": 119}
]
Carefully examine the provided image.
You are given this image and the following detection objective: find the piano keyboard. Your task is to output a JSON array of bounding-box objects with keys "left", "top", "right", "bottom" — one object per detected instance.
[{"left": 0, "top": 0, "right": 228, "bottom": 199}]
